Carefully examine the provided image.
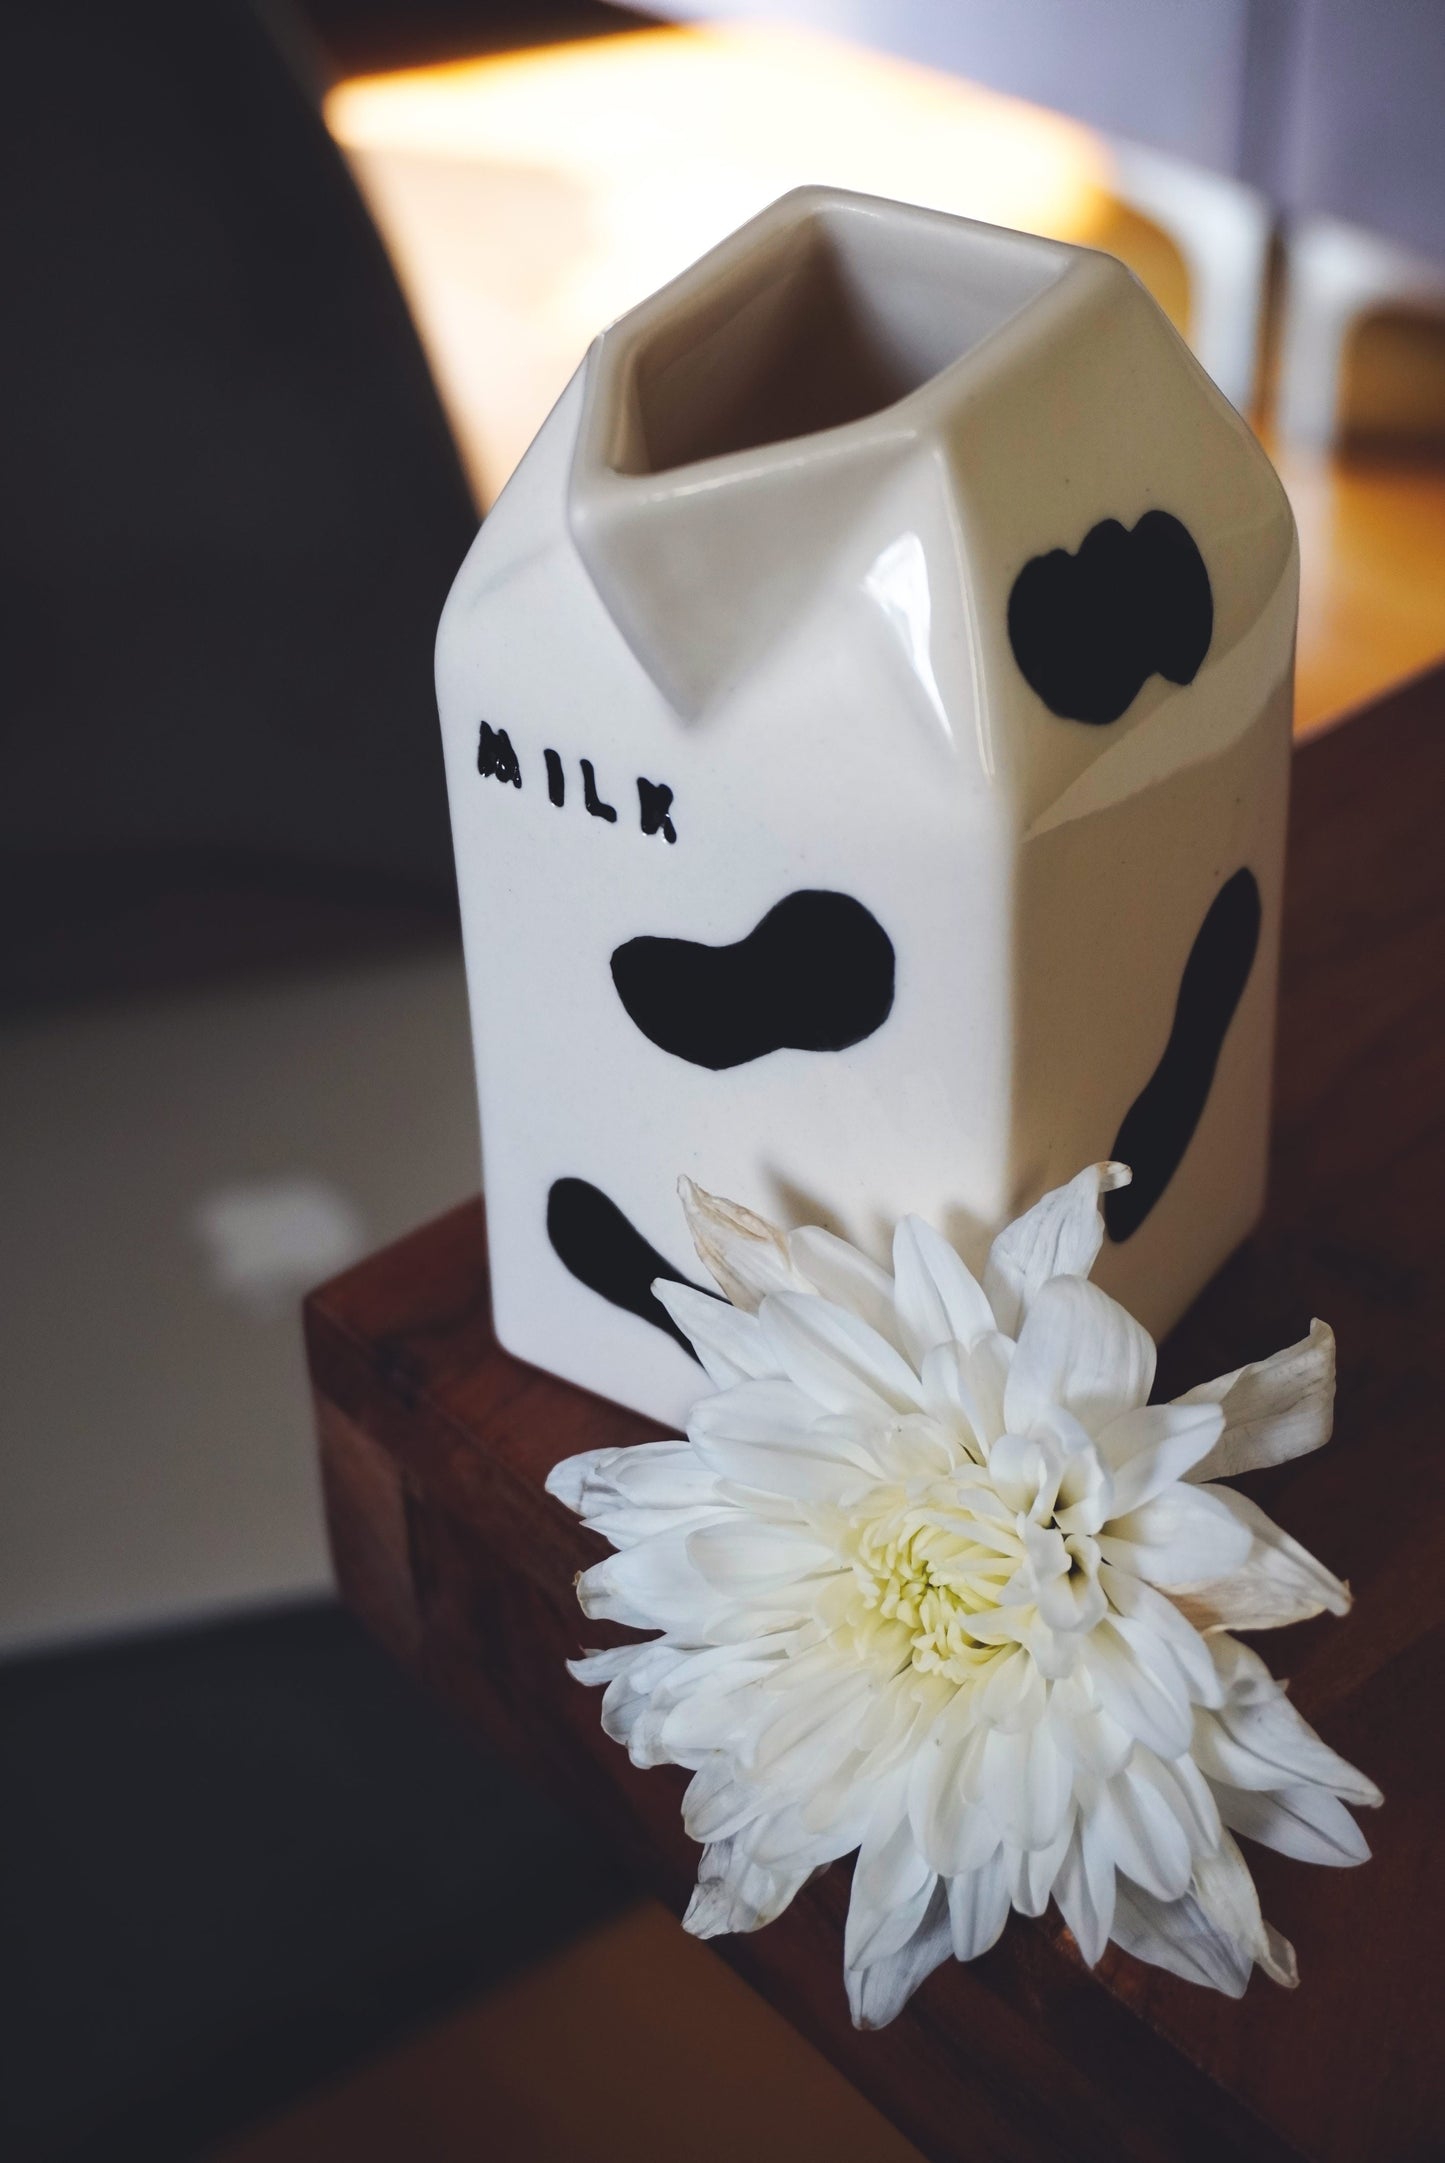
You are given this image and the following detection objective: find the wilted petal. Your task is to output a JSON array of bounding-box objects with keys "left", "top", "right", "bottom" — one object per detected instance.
[
  {"left": 684, "top": 1835, "right": 812, "bottom": 1937},
  {"left": 891, "top": 1215, "right": 995, "bottom": 1366},
  {"left": 982, "top": 1162, "right": 1132, "bottom": 1338},
  {"left": 1191, "top": 1832, "right": 1298, "bottom": 1988},
  {"left": 1170, "top": 1486, "right": 1351, "bottom": 1633},
  {"left": 846, "top": 1881, "right": 953, "bottom": 2028},
  {"left": 679, "top": 1178, "right": 804, "bottom": 1312},
  {"left": 1005, "top": 1276, "right": 1156, "bottom": 1438},
  {"left": 1110, "top": 1877, "right": 1254, "bottom": 1996},
  {"left": 1180, "top": 1320, "right": 1335, "bottom": 1483}
]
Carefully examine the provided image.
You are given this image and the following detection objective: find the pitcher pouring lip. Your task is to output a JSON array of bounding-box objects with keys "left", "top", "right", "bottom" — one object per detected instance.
[{"left": 566, "top": 185, "right": 1082, "bottom": 719}]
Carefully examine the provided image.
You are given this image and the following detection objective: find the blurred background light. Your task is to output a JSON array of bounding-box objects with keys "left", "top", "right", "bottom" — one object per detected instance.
[
  {"left": 323, "top": 19, "right": 1445, "bottom": 735},
  {"left": 326, "top": 23, "right": 1122, "bottom": 503}
]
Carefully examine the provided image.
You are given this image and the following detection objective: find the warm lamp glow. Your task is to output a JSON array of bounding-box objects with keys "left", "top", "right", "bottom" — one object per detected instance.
[{"left": 326, "top": 24, "right": 1114, "bottom": 501}]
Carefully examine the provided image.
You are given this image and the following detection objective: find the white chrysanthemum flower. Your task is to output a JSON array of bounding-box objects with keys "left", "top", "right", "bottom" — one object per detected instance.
[{"left": 548, "top": 1165, "right": 1381, "bottom": 2026}]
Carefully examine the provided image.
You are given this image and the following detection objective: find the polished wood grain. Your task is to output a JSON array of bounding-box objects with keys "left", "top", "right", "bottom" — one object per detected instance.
[{"left": 306, "top": 664, "right": 1445, "bottom": 2163}]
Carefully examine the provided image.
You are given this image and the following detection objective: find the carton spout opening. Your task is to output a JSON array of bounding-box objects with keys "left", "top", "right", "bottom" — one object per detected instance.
[{"left": 615, "top": 195, "right": 1069, "bottom": 476}]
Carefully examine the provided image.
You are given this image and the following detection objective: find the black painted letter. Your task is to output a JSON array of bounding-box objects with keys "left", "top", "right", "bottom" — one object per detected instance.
[
  {"left": 638, "top": 778, "right": 677, "bottom": 844},
  {"left": 544, "top": 748, "right": 566, "bottom": 807},
  {"left": 581, "top": 759, "right": 617, "bottom": 824},
  {"left": 477, "top": 721, "right": 522, "bottom": 788}
]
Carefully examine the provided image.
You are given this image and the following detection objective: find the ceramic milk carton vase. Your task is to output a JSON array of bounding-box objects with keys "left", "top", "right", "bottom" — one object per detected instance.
[{"left": 435, "top": 187, "right": 1297, "bottom": 1427}]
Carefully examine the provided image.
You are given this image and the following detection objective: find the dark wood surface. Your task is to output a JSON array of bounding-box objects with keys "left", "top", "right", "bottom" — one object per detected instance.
[{"left": 306, "top": 664, "right": 1445, "bottom": 2163}]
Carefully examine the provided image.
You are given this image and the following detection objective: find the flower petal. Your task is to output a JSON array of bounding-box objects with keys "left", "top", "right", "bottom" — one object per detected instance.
[
  {"left": 1179, "top": 1320, "right": 1335, "bottom": 1483},
  {"left": 1101, "top": 1567, "right": 1225, "bottom": 1708},
  {"left": 891, "top": 1216, "right": 995, "bottom": 1365},
  {"left": 947, "top": 1850, "right": 1013, "bottom": 1960},
  {"left": 977, "top": 1721, "right": 1074, "bottom": 1853},
  {"left": 683, "top": 1758, "right": 768, "bottom": 1844},
  {"left": 1109, "top": 1878, "right": 1254, "bottom": 1996},
  {"left": 1053, "top": 1822, "right": 1115, "bottom": 1965},
  {"left": 653, "top": 1279, "right": 775, "bottom": 1387},
  {"left": 1006, "top": 1816, "right": 1076, "bottom": 1916},
  {"left": 787, "top": 1225, "right": 903, "bottom": 1350},
  {"left": 684, "top": 1835, "right": 812, "bottom": 1937},
  {"left": 845, "top": 1800, "right": 937, "bottom": 1969},
  {"left": 846, "top": 1880, "right": 953, "bottom": 2028},
  {"left": 686, "top": 1516, "right": 835, "bottom": 1597},
  {"left": 922, "top": 1334, "right": 1011, "bottom": 1455},
  {"left": 577, "top": 1522, "right": 722, "bottom": 1632},
  {"left": 1005, "top": 1276, "right": 1156, "bottom": 1438},
  {"left": 1081, "top": 1620, "right": 1194, "bottom": 1759},
  {"left": 759, "top": 1290, "right": 923, "bottom": 1415},
  {"left": 548, "top": 1440, "right": 729, "bottom": 1546},
  {"left": 747, "top": 1671, "right": 880, "bottom": 1793},
  {"left": 1095, "top": 1402, "right": 1225, "bottom": 1515},
  {"left": 1201, "top": 1648, "right": 1381, "bottom": 1806},
  {"left": 1215, "top": 1780, "right": 1372, "bottom": 1866},
  {"left": 983, "top": 1161, "right": 1132, "bottom": 1337},
  {"left": 1168, "top": 1486, "right": 1351, "bottom": 1633},
  {"left": 1089, "top": 1760, "right": 1195, "bottom": 1902},
  {"left": 1098, "top": 1483, "right": 1254, "bottom": 1590},
  {"left": 688, "top": 1378, "right": 878, "bottom": 1503},
  {"left": 678, "top": 1178, "right": 806, "bottom": 1311},
  {"left": 907, "top": 1700, "right": 1000, "bottom": 1875},
  {"left": 1191, "top": 1832, "right": 1297, "bottom": 1988}
]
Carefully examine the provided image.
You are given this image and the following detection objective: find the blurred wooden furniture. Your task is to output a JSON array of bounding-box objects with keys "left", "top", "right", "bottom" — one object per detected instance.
[{"left": 306, "top": 662, "right": 1445, "bottom": 2163}]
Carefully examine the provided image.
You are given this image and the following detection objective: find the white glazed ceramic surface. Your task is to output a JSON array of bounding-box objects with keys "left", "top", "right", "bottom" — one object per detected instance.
[{"left": 435, "top": 188, "right": 1297, "bottom": 1426}]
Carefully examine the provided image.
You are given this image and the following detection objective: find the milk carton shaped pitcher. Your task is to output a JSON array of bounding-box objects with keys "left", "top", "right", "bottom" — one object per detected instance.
[{"left": 435, "top": 187, "right": 1297, "bottom": 1427}]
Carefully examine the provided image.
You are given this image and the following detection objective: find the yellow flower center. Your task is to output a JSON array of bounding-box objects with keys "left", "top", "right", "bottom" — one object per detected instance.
[{"left": 843, "top": 1498, "right": 1016, "bottom": 1684}]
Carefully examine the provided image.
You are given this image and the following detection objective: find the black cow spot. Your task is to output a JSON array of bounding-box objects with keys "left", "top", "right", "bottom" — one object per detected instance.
[
  {"left": 611, "top": 890, "right": 895, "bottom": 1070},
  {"left": 1008, "top": 511, "right": 1213, "bottom": 725},
  {"left": 547, "top": 1177, "right": 709, "bottom": 1356},
  {"left": 1105, "top": 869, "right": 1261, "bottom": 1242}
]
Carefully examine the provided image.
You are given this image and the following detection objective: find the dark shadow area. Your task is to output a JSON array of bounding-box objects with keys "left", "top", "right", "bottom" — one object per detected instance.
[
  {"left": 2, "top": 0, "right": 478, "bottom": 1015},
  {"left": 295, "top": 0, "right": 658, "bottom": 78},
  {"left": 0, "top": 1602, "right": 636, "bottom": 2163}
]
